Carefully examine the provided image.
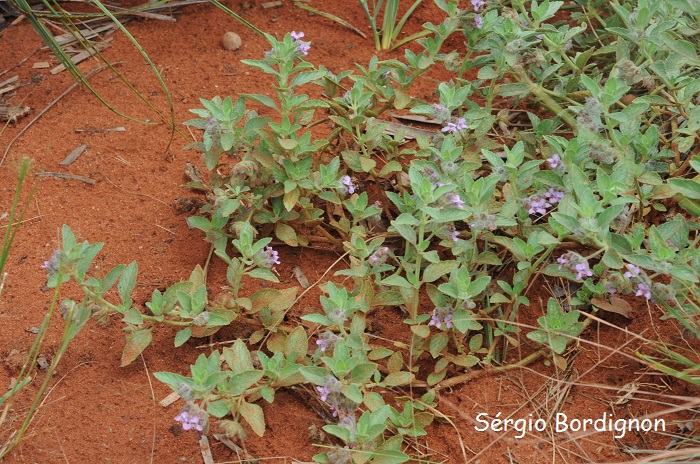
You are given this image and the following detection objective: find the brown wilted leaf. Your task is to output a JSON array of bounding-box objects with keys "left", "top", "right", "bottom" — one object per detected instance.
[{"left": 591, "top": 296, "right": 634, "bottom": 318}]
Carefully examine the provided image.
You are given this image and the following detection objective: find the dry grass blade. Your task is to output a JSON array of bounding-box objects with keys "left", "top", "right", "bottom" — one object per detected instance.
[
  {"left": 292, "top": 1, "right": 366, "bottom": 39},
  {"left": 1, "top": 62, "right": 112, "bottom": 166}
]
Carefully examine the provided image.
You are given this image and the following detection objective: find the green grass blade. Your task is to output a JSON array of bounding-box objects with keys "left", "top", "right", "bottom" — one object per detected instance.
[
  {"left": 207, "top": 0, "right": 265, "bottom": 36},
  {"left": 381, "top": 0, "right": 399, "bottom": 50},
  {"left": 358, "top": 0, "right": 381, "bottom": 49},
  {"left": 0, "top": 158, "right": 35, "bottom": 285},
  {"left": 391, "top": 0, "right": 423, "bottom": 42}
]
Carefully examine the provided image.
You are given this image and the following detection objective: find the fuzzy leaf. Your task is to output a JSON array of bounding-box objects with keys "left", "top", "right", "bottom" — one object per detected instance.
[
  {"left": 239, "top": 402, "right": 266, "bottom": 437},
  {"left": 121, "top": 329, "right": 152, "bottom": 366}
]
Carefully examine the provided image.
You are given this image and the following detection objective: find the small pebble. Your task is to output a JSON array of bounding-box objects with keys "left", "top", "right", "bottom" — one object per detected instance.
[{"left": 222, "top": 32, "right": 242, "bottom": 51}]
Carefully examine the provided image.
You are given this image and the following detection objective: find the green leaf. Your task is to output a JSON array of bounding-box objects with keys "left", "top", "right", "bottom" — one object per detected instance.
[
  {"left": 373, "top": 290, "right": 404, "bottom": 307},
  {"left": 122, "top": 307, "right": 143, "bottom": 325},
  {"left": 248, "top": 268, "right": 280, "bottom": 282},
  {"left": 174, "top": 327, "right": 192, "bottom": 347},
  {"left": 422, "top": 260, "right": 458, "bottom": 283},
  {"left": 207, "top": 400, "right": 230, "bottom": 418},
  {"left": 342, "top": 384, "right": 363, "bottom": 404},
  {"left": 452, "top": 309, "right": 482, "bottom": 333},
  {"left": 668, "top": 178, "right": 700, "bottom": 200},
  {"left": 275, "top": 223, "right": 299, "bottom": 246},
  {"left": 301, "top": 313, "right": 332, "bottom": 326},
  {"left": 228, "top": 371, "right": 264, "bottom": 396},
  {"left": 239, "top": 402, "right": 266, "bottom": 437},
  {"left": 429, "top": 332, "right": 449, "bottom": 358},
  {"left": 381, "top": 274, "right": 412, "bottom": 288},
  {"left": 411, "top": 324, "right": 431, "bottom": 338},
  {"left": 118, "top": 261, "right": 138, "bottom": 304},
  {"left": 283, "top": 187, "right": 300, "bottom": 211},
  {"left": 121, "top": 329, "right": 152, "bottom": 366},
  {"left": 285, "top": 326, "right": 308, "bottom": 357},
  {"left": 153, "top": 371, "right": 191, "bottom": 391},
  {"left": 368, "top": 347, "right": 394, "bottom": 360},
  {"left": 241, "top": 93, "right": 277, "bottom": 109}
]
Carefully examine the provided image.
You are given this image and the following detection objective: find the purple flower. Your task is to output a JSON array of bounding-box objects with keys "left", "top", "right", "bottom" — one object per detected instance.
[
  {"left": 316, "top": 331, "right": 338, "bottom": 352},
  {"left": 316, "top": 385, "right": 332, "bottom": 402},
  {"left": 474, "top": 14, "right": 483, "bottom": 29},
  {"left": 547, "top": 153, "right": 561, "bottom": 169},
  {"left": 258, "top": 246, "right": 280, "bottom": 268},
  {"left": 297, "top": 42, "right": 311, "bottom": 55},
  {"left": 635, "top": 282, "right": 651, "bottom": 300},
  {"left": 605, "top": 283, "right": 617, "bottom": 295},
  {"left": 623, "top": 264, "right": 642, "bottom": 279},
  {"left": 450, "top": 229, "right": 460, "bottom": 242},
  {"left": 471, "top": 0, "right": 486, "bottom": 11},
  {"left": 41, "top": 249, "right": 63, "bottom": 276},
  {"left": 545, "top": 188, "right": 565, "bottom": 204},
  {"left": 574, "top": 262, "right": 593, "bottom": 280},
  {"left": 339, "top": 175, "right": 356, "bottom": 195},
  {"left": 174, "top": 411, "right": 204, "bottom": 432},
  {"left": 429, "top": 306, "right": 455, "bottom": 329},
  {"left": 441, "top": 117, "right": 467, "bottom": 134},
  {"left": 444, "top": 192, "right": 465, "bottom": 209},
  {"left": 526, "top": 195, "right": 551, "bottom": 215},
  {"left": 290, "top": 31, "right": 310, "bottom": 55},
  {"left": 557, "top": 255, "right": 569, "bottom": 269}
]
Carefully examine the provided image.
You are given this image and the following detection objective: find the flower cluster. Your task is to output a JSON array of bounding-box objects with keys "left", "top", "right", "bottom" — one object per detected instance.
[
  {"left": 525, "top": 188, "right": 564, "bottom": 215},
  {"left": 316, "top": 331, "right": 339, "bottom": 352},
  {"left": 41, "top": 249, "right": 64, "bottom": 276},
  {"left": 257, "top": 246, "right": 281, "bottom": 268},
  {"left": 442, "top": 117, "right": 467, "bottom": 134},
  {"left": 429, "top": 306, "right": 455, "bottom": 329},
  {"left": 328, "top": 307, "right": 347, "bottom": 326},
  {"left": 290, "top": 31, "right": 310, "bottom": 56},
  {"left": 339, "top": 175, "right": 356, "bottom": 195},
  {"left": 174, "top": 411, "right": 204, "bottom": 432},
  {"left": 557, "top": 252, "right": 594, "bottom": 281},
  {"left": 432, "top": 103, "right": 451, "bottom": 121},
  {"left": 622, "top": 263, "right": 652, "bottom": 301},
  {"left": 587, "top": 140, "right": 616, "bottom": 164},
  {"left": 368, "top": 246, "right": 390, "bottom": 266},
  {"left": 524, "top": 193, "right": 551, "bottom": 215},
  {"left": 468, "top": 212, "right": 497, "bottom": 235},
  {"left": 545, "top": 188, "right": 565, "bottom": 204},
  {"left": 440, "top": 191, "right": 465, "bottom": 209},
  {"left": 192, "top": 311, "right": 211, "bottom": 327},
  {"left": 316, "top": 375, "right": 352, "bottom": 418}
]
